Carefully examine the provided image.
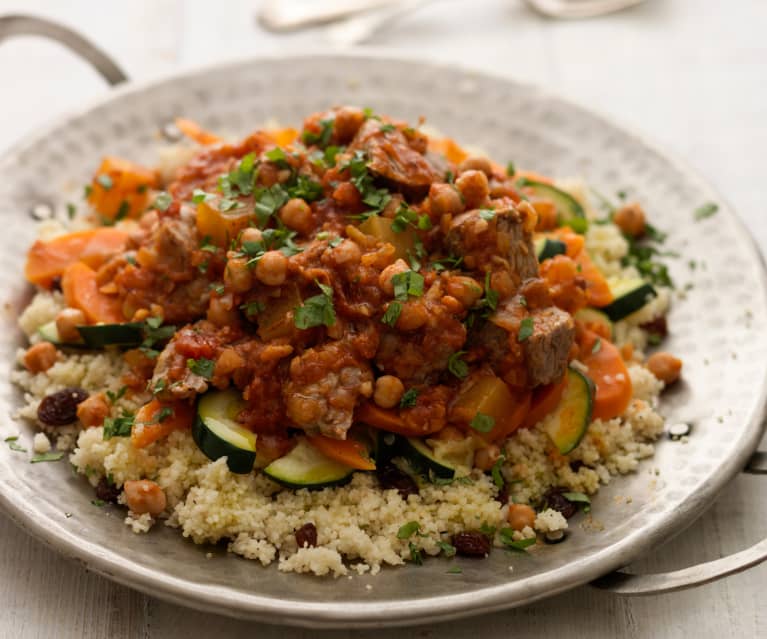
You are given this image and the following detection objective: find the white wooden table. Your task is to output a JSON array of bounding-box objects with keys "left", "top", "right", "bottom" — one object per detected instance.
[{"left": 1, "top": 1, "right": 765, "bottom": 636}]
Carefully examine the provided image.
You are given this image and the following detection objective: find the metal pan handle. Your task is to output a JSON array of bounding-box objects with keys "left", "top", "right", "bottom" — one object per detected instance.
[
  {"left": 0, "top": 14, "right": 127, "bottom": 86},
  {"left": 592, "top": 451, "right": 767, "bottom": 595}
]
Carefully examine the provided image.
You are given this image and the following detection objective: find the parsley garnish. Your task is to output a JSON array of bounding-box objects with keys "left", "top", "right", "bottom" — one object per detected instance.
[
  {"left": 157, "top": 407, "right": 174, "bottom": 423},
  {"left": 409, "top": 542, "right": 423, "bottom": 565},
  {"left": 562, "top": 491, "right": 591, "bottom": 513},
  {"left": 694, "top": 202, "right": 719, "bottom": 221},
  {"left": 294, "top": 281, "right": 336, "bottom": 329},
  {"left": 499, "top": 529, "right": 536, "bottom": 552},
  {"left": 240, "top": 300, "right": 265, "bottom": 316},
  {"left": 188, "top": 357, "right": 215, "bottom": 380},
  {"left": 91, "top": 499, "right": 106, "bottom": 507},
  {"left": 115, "top": 200, "right": 130, "bottom": 222},
  {"left": 219, "top": 152, "right": 257, "bottom": 198},
  {"left": 437, "top": 541, "right": 456, "bottom": 557},
  {"left": 152, "top": 192, "right": 173, "bottom": 212},
  {"left": 445, "top": 170, "right": 455, "bottom": 184},
  {"left": 399, "top": 388, "right": 419, "bottom": 408},
  {"left": 491, "top": 454, "right": 506, "bottom": 490},
  {"left": 591, "top": 338, "right": 602, "bottom": 354},
  {"left": 506, "top": 161, "right": 516, "bottom": 177},
  {"left": 66, "top": 203, "right": 76, "bottom": 219},
  {"left": 479, "top": 209, "right": 496, "bottom": 221},
  {"left": 6, "top": 436, "right": 26, "bottom": 453},
  {"left": 470, "top": 413, "right": 495, "bottom": 433},
  {"left": 199, "top": 235, "right": 217, "bottom": 253},
  {"left": 446, "top": 566, "right": 463, "bottom": 574},
  {"left": 106, "top": 386, "right": 128, "bottom": 404},
  {"left": 343, "top": 150, "right": 391, "bottom": 216},
  {"left": 518, "top": 317, "right": 534, "bottom": 342},
  {"left": 622, "top": 228, "right": 674, "bottom": 288},
  {"left": 379, "top": 123, "right": 396, "bottom": 133},
  {"left": 397, "top": 521, "right": 420, "bottom": 539},
  {"left": 302, "top": 118, "right": 334, "bottom": 148},
  {"left": 254, "top": 184, "right": 289, "bottom": 226},
  {"left": 391, "top": 271, "right": 425, "bottom": 301},
  {"left": 103, "top": 414, "right": 134, "bottom": 440},
  {"left": 151, "top": 379, "right": 166, "bottom": 395},
  {"left": 381, "top": 301, "right": 403, "bottom": 327},
  {"left": 192, "top": 189, "right": 213, "bottom": 204},
  {"left": 264, "top": 147, "right": 288, "bottom": 166},
  {"left": 287, "top": 175, "right": 323, "bottom": 202},
  {"left": 96, "top": 174, "right": 113, "bottom": 190},
  {"left": 30, "top": 451, "right": 65, "bottom": 464},
  {"left": 447, "top": 351, "right": 469, "bottom": 379}
]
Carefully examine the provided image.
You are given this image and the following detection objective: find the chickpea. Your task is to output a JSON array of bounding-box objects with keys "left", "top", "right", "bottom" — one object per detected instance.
[
  {"left": 434, "top": 425, "right": 465, "bottom": 442},
  {"left": 215, "top": 348, "right": 244, "bottom": 377},
  {"left": 455, "top": 169, "right": 489, "bottom": 209},
  {"left": 378, "top": 259, "right": 410, "bottom": 296},
  {"left": 446, "top": 275, "right": 483, "bottom": 307},
  {"left": 239, "top": 227, "right": 263, "bottom": 245},
  {"left": 473, "top": 444, "right": 501, "bottom": 471},
  {"left": 279, "top": 198, "right": 314, "bottom": 235},
  {"left": 255, "top": 250, "right": 288, "bottom": 286},
  {"left": 224, "top": 257, "right": 253, "bottom": 293},
  {"left": 458, "top": 155, "right": 493, "bottom": 177},
  {"left": 55, "top": 308, "right": 86, "bottom": 343},
  {"left": 373, "top": 375, "right": 405, "bottom": 409},
  {"left": 613, "top": 202, "right": 646, "bottom": 238},
  {"left": 123, "top": 480, "right": 167, "bottom": 516},
  {"left": 333, "top": 106, "right": 365, "bottom": 143},
  {"left": 429, "top": 183, "right": 464, "bottom": 217},
  {"left": 332, "top": 239, "right": 361, "bottom": 266},
  {"left": 76, "top": 393, "right": 110, "bottom": 428},
  {"left": 507, "top": 503, "right": 537, "bottom": 531},
  {"left": 490, "top": 269, "right": 514, "bottom": 300},
  {"left": 23, "top": 342, "right": 57, "bottom": 373},
  {"left": 396, "top": 301, "right": 429, "bottom": 331},
  {"left": 207, "top": 295, "right": 240, "bottom": 327},
  {"left": 440, "top": 295, "right": 464, "bottom": 314},
  {"left": 646, "top": 351, "right": 682, "bottom": 385}
]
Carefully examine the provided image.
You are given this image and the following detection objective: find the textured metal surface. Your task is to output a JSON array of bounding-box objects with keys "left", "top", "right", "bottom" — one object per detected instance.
[{"left": 0, "top": 53, "right": 765, "bottom": 628}]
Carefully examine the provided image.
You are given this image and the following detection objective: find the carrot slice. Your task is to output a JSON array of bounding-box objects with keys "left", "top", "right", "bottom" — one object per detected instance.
[
  {"left": 25, "top": 228, "right": 129, "bottom": 288},
  {"left": 131, "top": 399, "right": 195, "bottom": 449},
  {"left": 61, "top": 261, "right": 125, "bottom": 324},
  {"left": 580, "top": 329, "right": 632, "bottom": 421},
  {"left": 306, "top": 434, "right": 376, "bottom": 471},
  {"left": 174, "top": 117, "right": 222, "bottom": 145},
  {"left": 427, "top": 137, "right": 469, "bottom": 165},
  {"left": 522, "top": 376, "right": 568, "bottom": 429},
  {"left": 88, "top": 156, "right": 159, "bottom": 221},
  {"left": 554, "top": 228, "right": 613, "bottom": 307},
  {"left": 265, "top": 127, "right": 299, "bottom": 148},
  {"left": 356, "top": 403, "right": 444, "bottom": 438}
]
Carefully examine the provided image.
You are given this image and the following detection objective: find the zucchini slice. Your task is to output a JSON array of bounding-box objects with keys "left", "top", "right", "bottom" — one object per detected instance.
[
  {"left": 518, "top": 178, "right": 586, "bottom": 228},
  {"left": 263, "top": 438, "right": 354, "bottom": 489},
  {"left": 543, "top": 367, "right": 595, "bottom": 455},
  {"left": 574, "top": 308, "right": 615, "bottom": 340},
  {"left": 193, "top": 389, "right": 257, "bottom": 474},
  {"left": 401, "top": 437, "right": 457, "bottom": 479},
  {"left": 76, "top": 322, "right": 145, "bottom": 348},
  {"left": 534, "top": 237, "right": 567, "bottom": 262},
  {"left": 38, "top": 320, "right": 63, "bottom": 344},
  {"left": 601, "top": 278, "right": 657, "bottom": 321}
]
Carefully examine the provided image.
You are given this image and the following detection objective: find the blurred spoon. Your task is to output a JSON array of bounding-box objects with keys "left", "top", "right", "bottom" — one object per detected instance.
[{"left": 522, "top": 0, "right": 645, "bottom": 19}]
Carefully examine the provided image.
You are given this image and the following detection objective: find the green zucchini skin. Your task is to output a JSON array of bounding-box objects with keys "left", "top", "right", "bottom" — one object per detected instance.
[
  {"left": 574, "top": 308, "right": 615, "bottom": 340},
  {"left": 534, "top": 237, "right": 568, "bottom": 262},
  {"left": 518, "top": 178, "right": 586, "bottom": 227},
  {"left": 76, "top": 322, "right": 145, "bottom": 348},
  {"left": 37, "top": 320, "right": 88, "bottom": 349},
  {"left": 263, "top": 438, "right": 354, "bottom": 489},
  {"left": 543, "top": 367, "right": 595, "bottom": 455},
  {"left": 401, "top": 437, "right": 456, "bottom": 479},
  {"left": 601, "top": 279, "right": 657, "bottom": 321},
  {"left": 193, "top": 390, "right": 257, "bottom": 474}
]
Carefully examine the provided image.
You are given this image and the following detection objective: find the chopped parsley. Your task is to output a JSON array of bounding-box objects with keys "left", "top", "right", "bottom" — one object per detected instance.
[
  {"left": 254, "top": 184, "right": 290, "bottom": 226},
  {"left": 287, "top": 174, "right": 323, "bottom": 202},
  {"left": 621, "top": 227, "right": 674, "bottom": 288},
  {"left": 294, "top": 281, "right": 336, "bottom": 329},
  {"left": 694, "top": 202, "right": 719, "bottom": 221},
  {"left": 381, "top": 301, "right": 403, "bottom": 327},
  {"left": 562, "top": 491, "right": 591, "bottom": 513},
  {"left": 188, "top": 357, "right": 215, "bottom": 380},
  {"left": 219, "top": 152, "right": 257, "bottom": 199},
  {"left": 447, "top": 351, "right": 469, "bottom": 379},
  {"left": 115, "top": 200, "right": 130, "bottom": 222},
  {"left": 66, "top": 203, "right": 76, "bottom": 219},
  {"left": 91, "top": 499, "right": 106, "bottom": 507},
  {"left": 6, "top": 436, "right": 26, "bottom": 453},
  {"left": 152, "top": 192, "right": 173, "bottom": 212},
  {"left": 445, "top": 170, "right": 455, "bottom": 184},
  {"left": 391, "top": 270, "right": 425, "bottom": 301},
  {"left": 301, "top": 118, "right": 334, "bottom": 148},
  {"left": 409, "top": 542, "right": 423, "bottom": 565},
  {"left": 470, "top": 412, "right": 495, "bottom": 433},
  {"left": 379, "top": 123, "right": 396, "bottom": 133},
  {"left": 437, "top": 541, "right": 456, "bottom": 557},
  {"left": 397, "top": 521, "right": 420, "bottom": 539},
  {"left": 499, "top": 529, "right": 536, "bottom": 552},
  {"left": 240, "top": 300, "right": 265, "bottom": 316},
  {"left": 151, "top": 378, "right": 166, "bottom": 395},
  {"left": 430, "top": 254, "right": 463, "bottom": 272},
  {"left": 264, "top": 147, "right": 288, "bottom": 166},
  {"left": 343, "top": 150, "right": 391, "bottom": 216},
  {"left": 518, "top": 317, "right": 534, "bottom": 342},
  {"left": 239, "top": 227, "right": 303, "bottom": 264},
  {"left": 106, "top": 386, "right": 128, "bottom": 404},
  {"left": 30, "top": 451, "right": 65, "bottom": 464},
  {"left": 491, "top": 454, "right": 506, "bottom": 490},
  {"left": 506, "top": 161, "right": 516, "bottom": 177},
  {"left": 192, "top": 189, "right": 213, "bottom": 204},
  {"left": 446, "top": 566, "right": 463, "bottom": 574},
  {"left": 157, "top": 407, "right": 174, "bottom": 423},
  {"left": 96, "top": 174, "right": 113, "bottom": 190},
  {"left": 591, "top": 338, "right": 602, "bottom": 354},
  {"left": 199, "top": 235, "right": 217, "bottom": 253},
  {"left": 479, "top": 209, "right": 496, "bottom": 221},
  {"left": 399, "top": 388, "right": 419, "bottom": 408},
  {"left": 103, "top": 414, "right": 134, "bottom": 440}
]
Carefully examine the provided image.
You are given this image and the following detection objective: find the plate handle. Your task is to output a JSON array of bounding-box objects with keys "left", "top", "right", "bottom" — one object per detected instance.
[
  {"left": 591, "top": 451, "right": 767, "bottom": 595},
  {"left": 0, "top": 14, "right": 127, "bottom": 86}
]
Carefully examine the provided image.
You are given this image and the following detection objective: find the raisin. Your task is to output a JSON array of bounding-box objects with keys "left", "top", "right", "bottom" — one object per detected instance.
[
  {"left": 376, "top": 461, "right": 419, "bottom": 499},
  {"left": 295, "top": 523, "right": 317, "bottom": 548},
  {"left": 543, "top": 487, "right": 578, "bottom": 519},
  {"left": 569, "top": 460, "right": 584, "bottom": 473},
  {"left": 37, "top": 387, "right": 89, "bottom": 426},
  {"left": 452, "top": 531, "right": 491, "bottom": 558},
  {"left": 95, "top": 477, "right": 121, "bottom": 504},
  {"left": 639, "top": 315, "right": 668, "bottom": 340}
]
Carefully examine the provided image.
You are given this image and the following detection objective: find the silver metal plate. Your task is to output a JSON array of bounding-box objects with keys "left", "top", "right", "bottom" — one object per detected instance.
[{"left": 0, "top": 53, "right": 764, "bottom": 628}]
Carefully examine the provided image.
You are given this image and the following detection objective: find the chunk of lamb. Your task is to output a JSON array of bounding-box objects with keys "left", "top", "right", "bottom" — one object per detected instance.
[
  {"left": 472, "top": 294, "right": 574, "bottom": 387},
  {"left": 446, "top": 206, "right": 538, "bottom": 284},
  {"left": 150, "top": 340, "right": 209, "bottom": 400},
  {"left": 283, "top": 343, "right": 374, "bottom": 439},
  {"left": 349, "top": 119, "right": 440, "bottom": 197}
]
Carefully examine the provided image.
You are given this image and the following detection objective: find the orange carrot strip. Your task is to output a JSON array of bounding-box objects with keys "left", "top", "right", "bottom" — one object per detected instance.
[
  {"left": 88, "top": 156, "right": 159, "bottom": 221},
  {"left": 131, "top": 399, "right": 195, "bottom": 449},
  {"left": 356, "top": 402, "right": 444, "bottom": 438},
  {"left": 522, "top": 376, "right": 568, "bottom": 429},
  {"left": 25, "top": 228, "right": 128, "bottom": 288},
  {"left": 174, "top": 117, "right": 222, "bottom": 145},
  {"left": 306, "top": 434, "right": 376, "bottom": 471},
  {"left": 61, "top": 261, "right": 125, "bottom": 324},
  {"left": 580, "top": 329, "right": 632, "bottom": 421}
]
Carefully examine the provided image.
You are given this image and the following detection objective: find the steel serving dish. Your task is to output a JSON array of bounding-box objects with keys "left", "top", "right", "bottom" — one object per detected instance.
[{"left": 0, "top": 15, "right": 765, "bottom": 629}]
